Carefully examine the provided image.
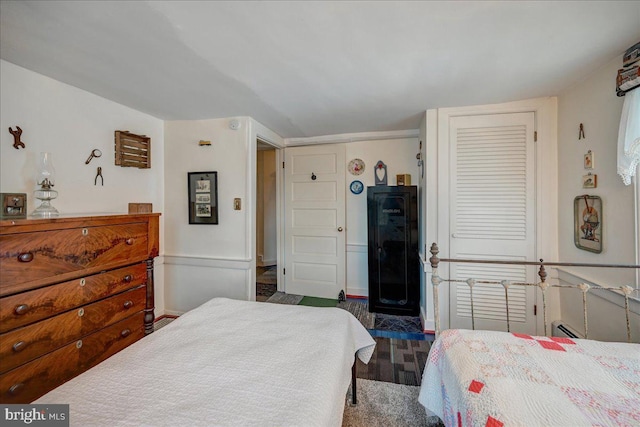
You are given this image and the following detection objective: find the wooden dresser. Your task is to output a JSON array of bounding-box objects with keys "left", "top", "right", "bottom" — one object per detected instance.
[{"left": 0, "top": 213, "right": 160, "bottom": 403}]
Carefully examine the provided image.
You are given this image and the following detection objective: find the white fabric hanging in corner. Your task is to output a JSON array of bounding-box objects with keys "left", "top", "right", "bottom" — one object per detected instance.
[{"left": 617, "top": 88, "right": 640, "bottom": 185}]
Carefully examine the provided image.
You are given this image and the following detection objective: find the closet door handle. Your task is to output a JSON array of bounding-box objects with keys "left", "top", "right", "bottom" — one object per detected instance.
[{"left": 337, "top": 227, "right": 343, "bottom": 232}]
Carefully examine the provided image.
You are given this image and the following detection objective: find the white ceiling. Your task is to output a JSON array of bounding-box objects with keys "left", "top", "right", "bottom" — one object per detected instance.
[{"left": 1, "top": 1, "right": 639, "bottom": 138}]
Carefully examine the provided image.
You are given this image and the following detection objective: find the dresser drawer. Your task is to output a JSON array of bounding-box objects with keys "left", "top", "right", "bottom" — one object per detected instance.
[
  {"left": 0, "top": 312, "right": 145, "bottom": 404},
  {"left": 0, "top": 286, "right": 146, "bottom": 373},
  {"left": 0, "top": 263, "right": 147, "bottom": 333},
  {"left": 0, "top": 222, "right": 149, "bottom": 296}
]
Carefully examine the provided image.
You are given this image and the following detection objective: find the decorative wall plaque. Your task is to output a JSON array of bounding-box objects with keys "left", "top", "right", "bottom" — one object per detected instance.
[
  {"left": 374, "top": 160, "right": 387, "bottom": 186},
  {"left": 574, "top": 195, "right": 602, "bottom": 253}
]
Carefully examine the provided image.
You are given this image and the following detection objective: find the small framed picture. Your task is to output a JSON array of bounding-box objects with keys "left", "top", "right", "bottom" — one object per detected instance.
[
  {"left": 188, "top": 171, "right": 218, "bottom": 224},
  {"left": 582, "top": 174, "right": 597, "bottom": 188},
  {"left": 584, "top": 150, "right": 594, "bottom": 169},
  {"left": 574, "top": 195, "right": 602, "bottom": 253}
]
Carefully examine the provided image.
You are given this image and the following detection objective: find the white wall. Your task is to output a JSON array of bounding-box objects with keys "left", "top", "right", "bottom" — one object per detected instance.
[
  {"left": 163, "top": 117, "right": 251, "bottom": 313},
  {"left": 557, "top": 54, "right": 636, "bottom": 282},
  {"left": 0, "top": 60, "right": 166, "bottom": 314},
  {"left": 344, "top": 137, "right": 420, "bottom": 296},
  {"left": 557, "top": 54, "right": 639, "bottom": 342},
  {"left": 163, "top": 117, "right": 284, "bottom": 314}
]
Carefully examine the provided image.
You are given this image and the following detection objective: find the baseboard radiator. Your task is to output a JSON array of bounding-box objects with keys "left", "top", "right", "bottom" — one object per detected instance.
[{"left": 551, "top": 321, "right": 584, "bottom": 339}]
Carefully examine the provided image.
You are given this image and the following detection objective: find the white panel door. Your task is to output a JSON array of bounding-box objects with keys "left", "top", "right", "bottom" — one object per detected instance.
[
  {"left": 449, "top": 112, "right": 537, "bottom": 334},
  {"left": 284, "top": 144, "right": 346, "bottom": 299}
]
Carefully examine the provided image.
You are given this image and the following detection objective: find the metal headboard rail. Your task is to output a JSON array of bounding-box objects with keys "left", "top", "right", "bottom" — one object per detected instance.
[{"left": 428, "top": 243, "right": 640, "bottom": 343}]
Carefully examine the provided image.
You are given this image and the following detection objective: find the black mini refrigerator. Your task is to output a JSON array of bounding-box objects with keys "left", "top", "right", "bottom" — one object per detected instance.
[{"left": 367, "top": 185, "right": 419, "bottom": 316}]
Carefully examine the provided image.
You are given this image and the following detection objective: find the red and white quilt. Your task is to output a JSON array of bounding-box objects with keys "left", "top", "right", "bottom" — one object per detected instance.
[{"left": 418, "top": 329, "right": 640, "bottom": 427}]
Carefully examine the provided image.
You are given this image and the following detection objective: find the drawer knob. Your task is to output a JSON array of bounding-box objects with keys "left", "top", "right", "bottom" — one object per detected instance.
[
  {"left": 123, "top": 300, "right": 133, "bottom": 309},
  {"left": 14, "top": 304, "right": 29, "bottom": 315},
  {"left": 123, "top": 275, "right": 133, "bottom": 283},
  {"left": 125, "top": 238, "right": 134, "bottom": 245},
  {"left": 17, "top": 252, "right": 34, "bottom": 263},
  {"left": 12, "top": 341, "right": 27, "bottom": 353},
  {"left": 9, "top": 383, "right": 24, "bottom": 396},
  {"left": 120, "top": 329, "right": 131, "bottom": 338}
]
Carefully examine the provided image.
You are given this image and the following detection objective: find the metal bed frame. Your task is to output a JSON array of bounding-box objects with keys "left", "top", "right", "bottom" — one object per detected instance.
[{"left": 428, "top": 243, "right": 640, "bottom": 343}]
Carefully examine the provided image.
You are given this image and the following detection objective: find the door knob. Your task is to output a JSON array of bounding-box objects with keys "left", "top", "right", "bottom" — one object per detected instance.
[{"left": 337, "top": 227, "right": 343, "bottom": 232}]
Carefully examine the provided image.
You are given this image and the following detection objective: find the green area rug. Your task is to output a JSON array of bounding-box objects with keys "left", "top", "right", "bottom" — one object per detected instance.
[{"left": 298, "top": 296, "right": 338, "bottom": 307}]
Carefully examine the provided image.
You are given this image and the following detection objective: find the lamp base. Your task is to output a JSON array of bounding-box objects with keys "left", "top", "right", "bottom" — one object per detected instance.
[
  {"left": 31, "top": 195, "right": 59, "bottom": 218},
  {"left": 32, "top": 201, "right": 59, "bottom": 217}
]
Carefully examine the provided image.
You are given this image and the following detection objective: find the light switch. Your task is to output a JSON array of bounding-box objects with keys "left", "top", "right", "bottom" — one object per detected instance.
[{"left": 234, "top": 198, "right": 241, "bottom": 210}]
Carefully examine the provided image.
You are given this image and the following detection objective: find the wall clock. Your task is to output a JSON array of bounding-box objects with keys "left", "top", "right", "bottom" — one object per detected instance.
[
  {"left": 349, "top": 180, "right": 364, "bottom": 195},
  {"left": 348, "top": 158, "right": 365, "bottom": 176}
]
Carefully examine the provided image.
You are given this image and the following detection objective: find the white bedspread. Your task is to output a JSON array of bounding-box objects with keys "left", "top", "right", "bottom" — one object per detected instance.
[
  {"left": 419, "top": 329, "right": 640, "bottom": 427},
  {"left": 35, "top": 298, "right": 376, "bottom": 426}
]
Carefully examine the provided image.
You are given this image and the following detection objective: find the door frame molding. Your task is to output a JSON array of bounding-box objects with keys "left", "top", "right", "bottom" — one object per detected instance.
[
  {"left": 248, "top": 119, "right": 285, "bottom": 301},
  {"left": 424, "top": 97, "right": 558, "bottom": 333}
]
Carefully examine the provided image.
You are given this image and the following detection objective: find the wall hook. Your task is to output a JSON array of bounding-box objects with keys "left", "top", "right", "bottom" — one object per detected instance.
[
  {"left": 311, "top": 172, "right": 317, "bottom": 181},
  {"left": 8, "top": 126, "right": 25, "bottom": 149},
  {"left": 579, "top": 123, "right": 585, "bottom": 140}
]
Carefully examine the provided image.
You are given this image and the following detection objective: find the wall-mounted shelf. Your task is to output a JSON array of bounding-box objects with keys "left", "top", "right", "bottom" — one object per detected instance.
[{"left": 115, "top": 130, "right": 151, "bottom": 168}]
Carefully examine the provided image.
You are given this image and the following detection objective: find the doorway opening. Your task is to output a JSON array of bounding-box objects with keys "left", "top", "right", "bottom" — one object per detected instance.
[{"left": 256, "top": 139, "right": 278, "bottom": 301}]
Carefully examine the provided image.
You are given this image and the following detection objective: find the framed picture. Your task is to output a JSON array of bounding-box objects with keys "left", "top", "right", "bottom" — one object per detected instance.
[
  {"left": 582, "top": 174, "right": 597, "bottom": 188},
  {"left": 188, "top": 171, "right": 218, "bottom": 224},
  {"left": 574, "top": 195, "right": 602, "bottom": 253},
  {"left": 584, "top": 150, "right": 594, "bottom": 169}
]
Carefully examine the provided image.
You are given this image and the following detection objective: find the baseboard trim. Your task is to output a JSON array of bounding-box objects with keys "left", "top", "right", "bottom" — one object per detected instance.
[{"left": 347, "top": 286, "right": 368, "bottom": 297}]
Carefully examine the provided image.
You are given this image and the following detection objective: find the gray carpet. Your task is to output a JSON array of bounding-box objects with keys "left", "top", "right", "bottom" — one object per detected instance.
[
  {"left": 265, "top": 291, "right": 304, "bottom": 305},
  {"left": 357, "top": 337, "right": 431, "bottom": 386},
  {"left": 338, "top": 300, "right": 376, "bottom": 329},
  {"left": 343, "top": 379, "right": 442, "bottom": 427}
]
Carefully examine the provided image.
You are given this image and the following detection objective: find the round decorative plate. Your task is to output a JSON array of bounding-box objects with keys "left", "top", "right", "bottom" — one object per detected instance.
[
  {"left": 348, "top": 158, "right": 365, "bottom": 176},
  {"left": 350, "top": 180, "right": 364, "bottom": 195}
]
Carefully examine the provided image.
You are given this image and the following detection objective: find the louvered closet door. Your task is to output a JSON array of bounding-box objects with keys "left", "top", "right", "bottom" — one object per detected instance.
[{"left": 449, "top": 112, "right": 537, "bottom": 334}]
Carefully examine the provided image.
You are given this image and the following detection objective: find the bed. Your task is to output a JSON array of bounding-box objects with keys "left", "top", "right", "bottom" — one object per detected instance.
[
  {"left": 34, "top": 297, "right": 376, "bottom": 426},
  {"left": 419, "top": 243, "right": 640, "bottom": 427},
  {"left": 419, "top": 329, "right": 640, "bottom": 426}
]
